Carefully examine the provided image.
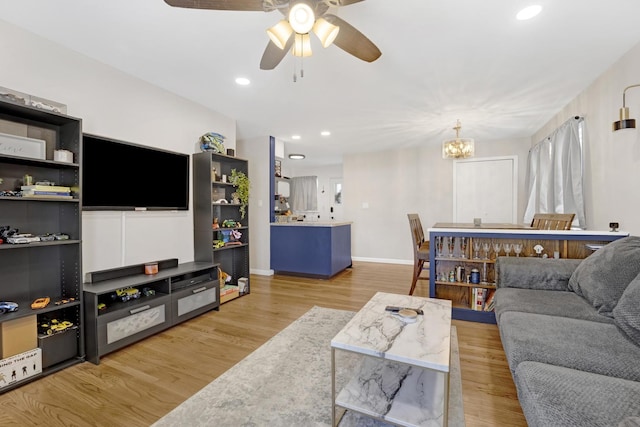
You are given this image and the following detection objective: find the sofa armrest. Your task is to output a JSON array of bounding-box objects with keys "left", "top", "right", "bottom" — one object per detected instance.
[{"left": 496, "top": 257, "right": 583, "bottom": 291}]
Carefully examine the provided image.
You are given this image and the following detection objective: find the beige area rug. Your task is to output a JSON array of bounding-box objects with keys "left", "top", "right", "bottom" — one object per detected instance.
[{"left": 153, "top": 306, "right": 465, "bottom": 427}]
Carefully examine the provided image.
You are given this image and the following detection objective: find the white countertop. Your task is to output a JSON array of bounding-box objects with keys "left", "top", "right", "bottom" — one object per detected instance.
[
  {"left": 271, "top": 221, "right": 352, "bottom": 227},
  {"left": 428, "top": 226, "right": 628, "bottom": 238}
]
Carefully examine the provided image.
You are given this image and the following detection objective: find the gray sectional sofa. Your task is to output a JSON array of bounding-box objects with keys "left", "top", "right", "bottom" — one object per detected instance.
[{"left": 494, "top": 236, "right": 640, "bottom": 427}]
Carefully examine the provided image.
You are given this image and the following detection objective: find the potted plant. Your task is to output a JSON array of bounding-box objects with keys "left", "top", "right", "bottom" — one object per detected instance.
[{"left": 229, "top": 169, "right": 250, "bottom": 219}]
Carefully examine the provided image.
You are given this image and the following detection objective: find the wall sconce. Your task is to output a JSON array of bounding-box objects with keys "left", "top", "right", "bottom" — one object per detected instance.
[
  {"left": 613, "top": 84, "right": 640, "bottom": 131},
  {"left": 442, "top": 119, "right": 475, "bottom": 159}
]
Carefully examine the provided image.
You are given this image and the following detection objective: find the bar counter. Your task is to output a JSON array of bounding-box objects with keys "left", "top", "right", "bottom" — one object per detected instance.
[
  {"left": 270, "top": 221, "right": 352, "bottom": 278},
  {"left": 427, "top": 223, "right": 629, "bottom": 324}
]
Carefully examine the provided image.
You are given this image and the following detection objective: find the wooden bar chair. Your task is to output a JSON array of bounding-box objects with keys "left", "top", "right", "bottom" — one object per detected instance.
[
  {"left": 530, "top": 213, "right": 575, "bottom": 230},
  {"left": 408, "top": 213, "right": 430, "bottom": 295}
]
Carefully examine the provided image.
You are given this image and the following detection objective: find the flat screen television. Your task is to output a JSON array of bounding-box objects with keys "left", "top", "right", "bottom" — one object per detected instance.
[{"left": 82, "top": 133, "right": 189, "bottom": 211}]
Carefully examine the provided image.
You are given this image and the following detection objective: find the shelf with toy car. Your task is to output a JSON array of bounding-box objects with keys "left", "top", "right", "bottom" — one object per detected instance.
[
  {"left": 95, "top": 283, "right": 170, "bottom": 317},
  {"left": 0, "top": 296, "right": 80, "bottom": 323},
  {"left": 37, "top": 312, "right": 80, "bottom": 370},
  {"left": 38, "top": 325, "right": 79, "bottom": 369}
]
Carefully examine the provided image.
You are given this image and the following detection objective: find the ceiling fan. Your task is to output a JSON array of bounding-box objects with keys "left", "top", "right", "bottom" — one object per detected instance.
[{"left": 163, "top": 0, "right": 382, "bottom": 70}]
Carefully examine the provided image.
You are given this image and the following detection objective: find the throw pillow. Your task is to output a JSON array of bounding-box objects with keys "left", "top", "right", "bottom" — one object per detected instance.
[
  {"left": 568, "top": 236, "right": 640, "bottom": 317},
  {"left": 613, "top": 273, "right": 640, "bottom": 346}
]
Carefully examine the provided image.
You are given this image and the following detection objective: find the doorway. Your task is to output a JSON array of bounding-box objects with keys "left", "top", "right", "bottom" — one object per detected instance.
[
  {"left": 329, "top": 177, "right": 343, "bottom": 221},
  {"left": 453, "top": 156, "right": 518, "bottom": 223}
]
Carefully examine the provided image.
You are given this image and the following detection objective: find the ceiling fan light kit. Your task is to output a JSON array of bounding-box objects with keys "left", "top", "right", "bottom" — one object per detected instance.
[
  {"left": 267, "top": 20, "right": 293, "bottom": 49},
  {"left": 289, "top": 2, "right": 315, "bottom": 33},
  {"left": 313, "top": 17, "right": 339, "bottom": 47},
  {"left": 293, "top": 33, "right": 313, "bottom": 57},
  {"left": 163, "top": 0, "right": 381, "bottom": 72}
]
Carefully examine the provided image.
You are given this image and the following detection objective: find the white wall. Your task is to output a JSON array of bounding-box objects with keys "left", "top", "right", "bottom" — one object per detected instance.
[
  {"left": 237, "top": 135, "right": 272, "bottom": 275},
  {"left": 344, "top": 138, "right": 531, "bottom": 264},
  {"left": 0, "top": 20, "right": 236, "bottom": 275},
  {"left": 533, "top": 42, "right": 640, "bottom": 235}
]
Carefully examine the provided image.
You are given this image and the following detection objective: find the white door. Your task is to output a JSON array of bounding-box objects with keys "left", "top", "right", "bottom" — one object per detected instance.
[
  {"left": 453, "top": 156, "right": 517, "bottom": 224},
  {"left": 329, "top": 177, "right": 343, "bottom": 221}
]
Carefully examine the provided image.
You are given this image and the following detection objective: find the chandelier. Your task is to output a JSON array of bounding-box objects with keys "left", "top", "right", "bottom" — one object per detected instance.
[{"left": 442, "top": 120, "right": 475, "bottom": 159}]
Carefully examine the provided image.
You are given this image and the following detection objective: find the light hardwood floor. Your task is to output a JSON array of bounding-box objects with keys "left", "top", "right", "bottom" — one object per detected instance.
[{"left": 0, "top": 262, "right": 526, "bottom": 426}]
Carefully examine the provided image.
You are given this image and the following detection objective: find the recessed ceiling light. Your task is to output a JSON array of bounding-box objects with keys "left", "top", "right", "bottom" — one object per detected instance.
[
  {"left": 516, "top": 5, "right": 542, "bottom": 20},
  {"left": 235, "top": 77, "right": 250, "bottom": 85},
  {"left": 320, "top": 131, "right": 331, "bottom": 136},
  {"left": 291, "top": 135, "right": 301, "bottom": 140},
  {"left": 289, "top": 154, "right": 305, "bottom": 160}
]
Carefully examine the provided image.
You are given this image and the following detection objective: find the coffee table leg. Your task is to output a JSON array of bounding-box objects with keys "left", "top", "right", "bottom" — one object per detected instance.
[
  {"left": 331, "top": 347, "right": 336, "bottom": 427},
  {"left": 443, "top": 371, "right": 450, "bottom": 426}
]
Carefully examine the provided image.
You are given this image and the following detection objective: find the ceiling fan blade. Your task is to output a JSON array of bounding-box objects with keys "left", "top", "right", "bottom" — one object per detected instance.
[
  {"left": 164, "top": 0, "right": 266, "bottom": 11},
  {"left": 324, "top": 13, "right": 381, "bottom": 62},
  {"left": 260, "top": 36, "right": 295, "bottom": 70}
]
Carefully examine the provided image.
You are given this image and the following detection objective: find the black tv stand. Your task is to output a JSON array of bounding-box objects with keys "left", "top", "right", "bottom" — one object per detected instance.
[{"left": 83, "top": 260, "right": 219, "bottom": 364}]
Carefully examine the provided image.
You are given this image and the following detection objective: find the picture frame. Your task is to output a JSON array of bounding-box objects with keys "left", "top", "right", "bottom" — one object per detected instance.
[
  {"left": 0, "top": 132, "right": 46, "bottom": 160},
  {"left": 275, "top": 159, "right": 282, "bottom": 177}
]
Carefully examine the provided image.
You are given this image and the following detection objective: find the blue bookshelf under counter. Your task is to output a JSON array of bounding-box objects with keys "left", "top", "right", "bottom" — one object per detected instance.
[{"left": 428, "top": 223, "right": 629, "bottom": 324}]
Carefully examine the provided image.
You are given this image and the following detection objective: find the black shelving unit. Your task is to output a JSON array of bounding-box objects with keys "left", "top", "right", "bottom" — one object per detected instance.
[
  {"left": 193, "top": 152, "right": 250, "bottom": 303},
  {"left": 0, "top": 98, "right": 84, "bottom": 392}
]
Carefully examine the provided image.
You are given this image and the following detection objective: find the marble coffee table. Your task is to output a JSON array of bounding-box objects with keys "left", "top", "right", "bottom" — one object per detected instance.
[{"left": 331, "top": 292, "right": 452, "bottom": 427}]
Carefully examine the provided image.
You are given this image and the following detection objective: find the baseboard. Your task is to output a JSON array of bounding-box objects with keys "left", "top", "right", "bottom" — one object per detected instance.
[
  {"left": 351, "top": 257, "right": 413, "bottom": 265},
  {"left": 250, "top": 260, "right": 411, "bottom": 276},
  {"left": 250, "top": 268, "right": 274, "bottom": 276}
]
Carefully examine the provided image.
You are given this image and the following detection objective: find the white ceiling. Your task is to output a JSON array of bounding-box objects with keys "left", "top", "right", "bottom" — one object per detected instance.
[{"left": 3, "top": 0, "right": 640, "bottom": 166}]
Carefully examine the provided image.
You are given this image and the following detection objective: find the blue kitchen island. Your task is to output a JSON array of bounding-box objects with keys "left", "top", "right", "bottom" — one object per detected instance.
[{"left": 270, "top": 221, "right": 352, "bottom": 278}]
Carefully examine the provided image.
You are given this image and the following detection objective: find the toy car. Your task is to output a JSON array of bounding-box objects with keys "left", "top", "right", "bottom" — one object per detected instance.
[
  {"left": 30, "top": 100, "right": 61, "bottom": 113},
  {"left": 38, "top": 234, "right": 56, "bottom": 242},
  {"left": 112, "top": 287, "right": 141, "bottom": 302},
  {"left": 31, "top": 297, "right": 50, "bottom": 309},
  {"left": 39, "top": 319, "right": 73, "bottom": 335},
  {"left": 222, "top": 219, "right": 239, "bottom": 228},
  {"left": 0, "top": 301, "right": 18, "bottom": 314},
  {"left": 7, "top": 233, "right": 40, "bottom": 244},
  {"left": 54, "top": 297, "right": 76, "bottom": 306},
  {"left": 142, "top": 287, "right": 155, "bottom": 297},
  {"left": 97, "top": 303, "right": 107, "bottom": 311}
]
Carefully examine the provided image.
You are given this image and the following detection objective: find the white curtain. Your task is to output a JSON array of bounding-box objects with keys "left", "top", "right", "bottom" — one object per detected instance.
[
  {"left": 524, "top": 116, "right": 586, "bottom": 228},
  {"left": 290, "top": 176, "right": 318, "bottom": 211}
]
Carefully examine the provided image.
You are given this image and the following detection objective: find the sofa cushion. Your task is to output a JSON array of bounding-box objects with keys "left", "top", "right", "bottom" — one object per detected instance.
[
  {"left": 613, "top": 273, "right": 640, "bottom": 346},
  {"left": 496, "top": 257, "right": 582, "bottom": 291},
  {"left": 494, "top": 288, "right": 614, "bottom": 324},
  {"left": 514, "top": 361, "right": 640, "bottom": 427},
  {"left": 619, "top": 418, "right": 640, "bottom": 427},
  {"left": 568, "top": 236, "right": 640, "bottom": 317},
  {"left": 499, "top": 311, "right": 640, "bottom": 382}
]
